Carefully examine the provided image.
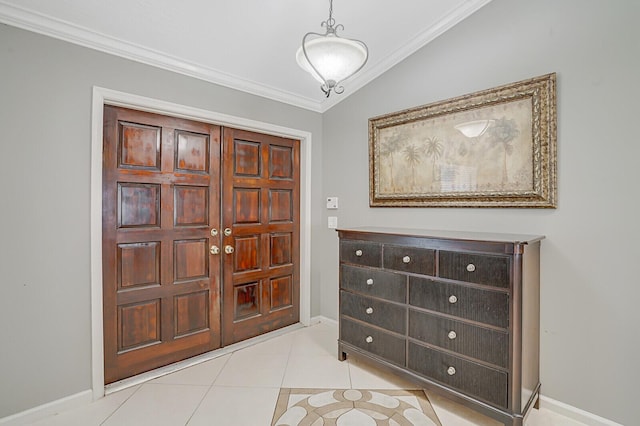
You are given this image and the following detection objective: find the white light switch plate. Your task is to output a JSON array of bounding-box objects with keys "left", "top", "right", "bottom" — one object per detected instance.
[
  {"left": 326, "top": 197, "right": 338, "bottom": 209},
  {"left": 328, "top": 216, "right": 338, "bottom": 229}
]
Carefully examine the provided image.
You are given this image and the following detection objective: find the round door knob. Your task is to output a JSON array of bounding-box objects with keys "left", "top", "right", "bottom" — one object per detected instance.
[
  {"left": 355, "top": 249, "right": 363, "bottom": 257},
  {"left": 210, "top": 245, "right": 220, "bottom": 255},
  {"left": 365, "top": 336, "right": 373, "bottom": 343},
  {"left": 366, "top": 278, "right": 374, "bottom": 285},
  {"left": 402, "top": 256, "right": 411, "bottom": 264},
  {"left": 223, "top": 228, "right": 232, "bottom": 236},
  {"left": 448, "top": 295, "right": 458, "bottom": 304},
  {"left": 447, "top": 366, "right": 456, "bottom": 376},
  {"left": 224, "top": 245, "right": 234, "bottom": 254},
  {"left": 466, "top": 263, "right": 476, "bottom": 272},
  {"left": 365, "top": 307, "right": 373, "bottom": 314},
  {"left": 210, "top": 228, "right": 218, "bottom": 237},
  {"left": 448, "top": 330, "right": 457, "bottom": 340}
]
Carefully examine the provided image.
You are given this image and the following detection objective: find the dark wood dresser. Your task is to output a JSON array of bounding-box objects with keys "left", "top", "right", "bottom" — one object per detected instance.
[{"left": 337, "top": 227, "right": 543, "bottom": 426}]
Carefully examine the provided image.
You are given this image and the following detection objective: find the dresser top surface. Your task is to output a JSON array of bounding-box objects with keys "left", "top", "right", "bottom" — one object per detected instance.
[{"left": 337, "top": 227, "right": 544, "bottom": 245}]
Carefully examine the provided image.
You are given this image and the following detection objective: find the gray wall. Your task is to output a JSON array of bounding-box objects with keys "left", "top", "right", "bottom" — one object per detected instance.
[
  {"left": 321, "top": 1, "right": 638, "bottom": 424},
  {"left": 2, "top": 0, "right": 639, "bottom": 423},
  {"left": 0, "top": 23, "right": 323, "bottom": 417}
]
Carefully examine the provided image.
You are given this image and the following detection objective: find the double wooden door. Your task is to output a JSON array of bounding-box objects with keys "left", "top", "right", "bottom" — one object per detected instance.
[{"left": 102, "top": 106, "right": 299, "bottom": 384}]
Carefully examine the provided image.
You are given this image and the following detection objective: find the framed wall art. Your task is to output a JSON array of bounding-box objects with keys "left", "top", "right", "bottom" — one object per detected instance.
[{"left": 369, "top": 73, "right": 557, "bottom": 208}]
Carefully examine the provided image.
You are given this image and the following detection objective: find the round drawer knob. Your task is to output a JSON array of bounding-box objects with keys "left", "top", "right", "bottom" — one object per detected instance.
[
  {"left": 447, "top": 366, "right": 456, "bottom": 376},
  {"left": 365, "top": 307, "right": 374, "bottom": 315},
  {"left": 448, "top": 330, "right": 457, "bottom": 340},
  {"left": 466, "top": 263, "right": 476, "bottom": 272},
  {"left": 402, "top": 256, "right": 411, "bottom": 264},
  {"left": 355, "top": 249, "right": 363, "bottom": 257},
  {"left": 448, "top": 295, "right": 458, "bottom": 304},
  {"left": 365, "top": 336, "right": 373, "bottom": 343},
  {"left": 366, "top": 278, "right": 374, "bottom": 285}
]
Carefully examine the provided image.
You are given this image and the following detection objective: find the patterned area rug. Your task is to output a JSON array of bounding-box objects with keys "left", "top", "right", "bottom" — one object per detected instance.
[{"left": 271, "top": 388, "right": 442, "bottom": 425}]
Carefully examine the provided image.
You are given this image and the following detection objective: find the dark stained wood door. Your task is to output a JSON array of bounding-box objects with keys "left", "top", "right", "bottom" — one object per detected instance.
[
  {"left": 221, "top": 128, "right": 300, "bottom": 345},
  {"left": 102, "top": 106, "right": 221, "bottom": 384}
]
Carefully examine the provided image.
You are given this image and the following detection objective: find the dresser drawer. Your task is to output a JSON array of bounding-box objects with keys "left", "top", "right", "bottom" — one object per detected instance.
[
  {"left": 439, "top": 251, "right": 510, "bottom": 288},
  {"left": 409, "top": 277, "right": 509, "bottom": 328},
  {"left": 341, "top": 291, "right": 406, "bottom": 335},
  {"left": 340, "top": 240, "right": 382, "bottom": 267},
  {"left": 408, "top": 342, "right": 508, "bottom": 408},
  {"left": 408, "top": 310, "right": 508, "bottom": 368},
  {"left": 341, "top": 318, "right": 406, "bottom": 366},
  {"left": 340, "top": 265, "right": 406, "bottom": 303},
  {"left": 383, "top": 245, "right": 435, "bottom": 275}
]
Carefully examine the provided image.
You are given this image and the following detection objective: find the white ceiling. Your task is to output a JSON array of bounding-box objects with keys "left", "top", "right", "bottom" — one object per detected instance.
[{"left": 0, "top": 0, "right": 492, "bottom": 112}]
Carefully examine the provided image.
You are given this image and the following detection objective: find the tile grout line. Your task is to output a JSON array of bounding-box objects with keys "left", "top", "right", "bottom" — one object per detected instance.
[
  {"left": 278, "top": 327, "right": 295, "bottom": 390},
  {"left": 271, "top": 329, "right": 296, "bottom": 424},
  {"left": 184, "top": 353, "right": 234, "bottom": 425},
  {"left": 99, "top": 384, "right": 143, "bottom": 425}
]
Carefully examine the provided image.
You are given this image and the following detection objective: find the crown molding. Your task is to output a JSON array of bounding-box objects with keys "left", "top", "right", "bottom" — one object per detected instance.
[
  {"left": 0, "top": 1, "right": 324, "bottom": 112},
  {"left": 0, "top": 0, "right": 492, "bottom": 114}
]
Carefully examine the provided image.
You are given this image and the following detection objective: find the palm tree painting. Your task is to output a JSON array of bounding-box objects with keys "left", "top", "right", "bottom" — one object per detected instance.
[
  {"left": 369, "top": 73, "right": 556, "bottom": 207},
  {"left": 423, "top": 136, "right": 443, "bottom": 187},
  {"left": 402, "top": 144, "right": 422, "bottom": 188},
  {"left": 373, "top": 99, "right": 534, "bottom": 196},
  {"left": 379, "top": 131, "right": 402, "bottom": 191},
  {"left": 486, "top": 117, "right": 520, "bottom": 187}
]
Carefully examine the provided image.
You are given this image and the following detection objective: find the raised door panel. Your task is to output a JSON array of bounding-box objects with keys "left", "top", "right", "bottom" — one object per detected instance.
[
  {"left": 174, "top": 186, "right": 208, "bottom": 227},
  {"left": 117, "top": 183, "right": 160, "bottom": 228},
  {"left": 173, "top": 239, "right": 208, "bottom": 282},
  {"left": 117, "top": 242, "right": 160, "bottom": 289},
  {"left": 270, "top": 233, "right": 292, "bottom": 267},
  {"left": 118, "top": 122, "right": 161, "bottom": 170},
  {"left": 118, "top": 300, "right": 161, "bottom": 352},
  {"left": 270, "top": 275, "right": 293, "bottom": 311},
  {"left": 172, "top": 291, "right": 210, "bottom": 339},
  {"left": 175, "top": 131, "right": 209, "bottom": 173},
  {"left": 233, "top": 188, "right": 261, "bottom": 224},
  {"left": 269, "top": 189, "right": 293, "bottom": 222},
  {"left": 233, "top": 235, "right": 260, "bottom": 273}
]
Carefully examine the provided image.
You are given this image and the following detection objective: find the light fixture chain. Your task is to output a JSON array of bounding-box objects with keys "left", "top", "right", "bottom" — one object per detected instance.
[{"left": 327, "top": 0, "right": 335, "bottom": 28}]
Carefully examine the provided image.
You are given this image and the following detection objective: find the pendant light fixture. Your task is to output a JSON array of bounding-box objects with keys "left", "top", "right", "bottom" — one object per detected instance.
[{"left": 296, "top": 0, "right": 368, "bottom": 97}]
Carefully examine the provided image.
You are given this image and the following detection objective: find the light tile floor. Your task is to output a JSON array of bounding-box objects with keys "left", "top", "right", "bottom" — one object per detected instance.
[{"left": 28, "top": 323, "right": 586, "bottom": 426}]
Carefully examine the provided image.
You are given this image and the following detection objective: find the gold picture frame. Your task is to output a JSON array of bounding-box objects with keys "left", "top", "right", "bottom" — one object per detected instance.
[{"left": 369, "top": 73, "right": 557, "bottom": 208}]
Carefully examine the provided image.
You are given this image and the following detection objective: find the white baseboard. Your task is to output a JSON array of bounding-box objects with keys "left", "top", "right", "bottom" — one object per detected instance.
[
  {"left": 310, "top": 315, "right": 338, "bottom": 327},
  {"left": 539, "top": 395, "right": 623, "bottom": 426},
  {"left": 0, "top": 390, "right": 92, "bottom": 425}
]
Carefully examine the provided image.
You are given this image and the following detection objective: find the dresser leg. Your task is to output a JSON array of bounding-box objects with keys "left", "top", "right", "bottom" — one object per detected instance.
[
  {"left": 338, "top": 345, "right": 347, "bottom": 361},
  {"left": 505, "top": 417, "right": 523, "bottom": 426}
]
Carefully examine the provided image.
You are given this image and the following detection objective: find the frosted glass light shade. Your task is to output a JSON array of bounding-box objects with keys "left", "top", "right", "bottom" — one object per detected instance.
[{"left": 296, "top": 35, "right": 368, "bottom": 85}]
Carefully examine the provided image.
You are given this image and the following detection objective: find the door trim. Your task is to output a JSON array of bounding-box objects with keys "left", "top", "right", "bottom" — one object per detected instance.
[{"left": 90, "top": 86, "right": 313, "bottom": 401}]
